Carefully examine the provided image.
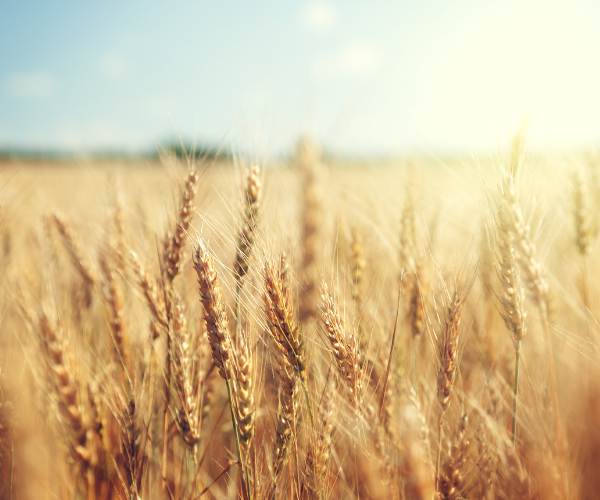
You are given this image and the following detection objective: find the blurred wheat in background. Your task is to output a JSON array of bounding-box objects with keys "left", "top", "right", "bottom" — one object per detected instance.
[{"left": 1, "top": 134, "right": 600, "bottom": 499}]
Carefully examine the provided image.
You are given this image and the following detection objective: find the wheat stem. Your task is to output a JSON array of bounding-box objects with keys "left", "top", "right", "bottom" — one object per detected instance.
[
  {"left": 435, "top": 415, "right": 443, "bottom": 492},
  {"left": 512, "top": 341, "right": 521, "bottom": 445},
  {"left": 301, "top": 379, "right": 315, "bottom": 428},
  {"left": 540, "top": 303, "right": 565, "bottom": 468},
  {"left": 413, "top": 339, "right": 419, "bottom": 390},
  {"left": 9, "top": 441, "right": 13, "bottom": 500},
  {"left": 235, "top": 285, "right": 242, "bottom": 341},
  {"left": 225, "top": 378, "right": 251, "bottom": 500}
]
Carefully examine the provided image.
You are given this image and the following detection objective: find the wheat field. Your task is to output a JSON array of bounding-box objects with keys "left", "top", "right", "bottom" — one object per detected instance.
[{"left": 0, "top": 138, "right": 598, "bottom": 499}]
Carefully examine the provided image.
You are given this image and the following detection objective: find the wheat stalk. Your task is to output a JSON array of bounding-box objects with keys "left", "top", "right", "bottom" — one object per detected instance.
[
  {"left": 400, "top": 400, "right": 435, "bottom": 500},
  {"left": 496, "top": 200, "right": 527, "bottom": 444},
  {"left": 500, "top": 169, "right": 566, "bottom": 479},
  {"left": 297, "top": 137, "right": 321, "bottom": 326},
  {"left": 271, "top": 354, "right": 297, "bottom": 491},
  {"left": 304, "top": 379, "right": 334, "bottom": 500}
]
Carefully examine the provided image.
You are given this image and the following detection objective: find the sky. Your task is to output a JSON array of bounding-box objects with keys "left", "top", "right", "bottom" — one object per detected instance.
[{"left": 2, "top": 0, "right": 600, "bottom": 156}]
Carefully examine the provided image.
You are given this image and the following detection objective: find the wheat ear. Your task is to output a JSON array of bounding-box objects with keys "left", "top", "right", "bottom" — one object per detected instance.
[
  {"left": 38, "top": 312, "right": 97, "bottom": 498},
  {"left": 193, "top": 241, "right": 232, "bottom": 380},
  {"left": 193, "top": 239, "right": 250, "bottom": 498},
  {"left": 272, "top": 353, "right": 297, "bottom": 493},
  {"left": 438, "top": 413, "right": 469, "bottom": 500},
  {"left": 408, "top": 261, "right": 426, "bottom": 387},
  {"left": 263, "top": 259, "right": 314, "bottom": 428},
  {"left": 320, "top": 280, "right": 362, "bottom": 409},
  {"left": 233, "top": 328, "right": 255, "bottom": 494},
  {"left": 234, "top": 165, "right": 262, "bottom": 287},
  {"left": 500, "top": 170, "right": 565, "bottom": 474},
  {"left": 435, "top": 290, "right": 466, "bottom": 490},
  {"left": 497, "top": 201, "right": 527, "bottom": 444},
  {"left": 234, "top": 165, "right": 262, "bottom": 344},
  {"left": 398, "top": 186, "right": 416, "bottom": 281},
  {"left": 350, "top": 229, "right": 366, "bottom": 342},
  {"left": 163, "top": 167, "right": 199, "bottom": 282},
  {"left": 263, "top": 261, "right": 306, "bottom": 379},
  {"left": 170, "top": 297, "right": 201, "bottom": 448},
  {"left": 109, "top": 393, "right": 144, "bottom": 497},
  {"left": 572, "top": 169, "right": 593, "bottom": 347},
  {"left": 297, "top": 137, "right": 321, "bottom": 326},
  {"left": 99, "top": 246, "right": 129, "bottom": 385},
  {"left": 573, "top": 169, "right": 592, "bottom": 256},
  {"left": 129, "top": 250, "right": 168, "bottom": 329},
  {"left": 52, "top": 212, "right": 98, "bottom": 306}
]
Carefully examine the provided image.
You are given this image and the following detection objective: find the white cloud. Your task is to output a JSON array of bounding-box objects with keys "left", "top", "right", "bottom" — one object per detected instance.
[
  {"left": 313, "top": 42, "right": 383, "bottom": 80},
  {"left": 4, "top": 72, "right": 58, "bottom": 99},
  {"left": 301, "top": 1, "right": 336, "bottom": 31},
  {"left": 339, "top": 43, "right": 383, "bottom": 75},
  {"left": 98, "top": 55, "right": 128, "bottom": 80},
  {"left": 138, "top": 93, "right": 180, "bottom": 119},
  {"left": 53, "top": 119, "right": 145, "bottom": 151}
]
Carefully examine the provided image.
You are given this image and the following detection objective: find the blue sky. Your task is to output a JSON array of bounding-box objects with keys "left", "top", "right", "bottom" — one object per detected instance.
[{"left": 2, "top": 0, "right": 600, "bottom": 155}]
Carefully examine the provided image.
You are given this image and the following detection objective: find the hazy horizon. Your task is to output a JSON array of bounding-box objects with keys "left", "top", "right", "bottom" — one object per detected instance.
[{"left": 3, "top": 0, "right": 600, "bottom": 157}]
